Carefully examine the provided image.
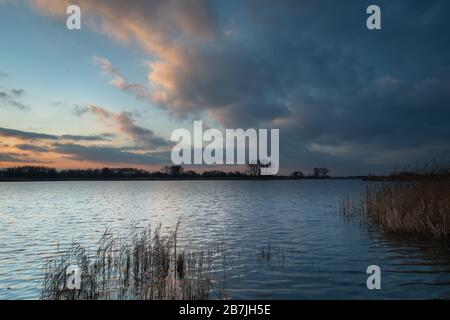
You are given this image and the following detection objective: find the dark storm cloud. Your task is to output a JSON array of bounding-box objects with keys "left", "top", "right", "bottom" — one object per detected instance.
[
  {"left": 53, "top": 143, "right": 170, "bottom": 165},
  {"left": 207, "top": 0, "right": 450, "bottom": 174}
]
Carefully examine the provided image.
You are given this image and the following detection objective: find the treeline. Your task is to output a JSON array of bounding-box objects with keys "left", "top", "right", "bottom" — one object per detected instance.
[
  {"left": 290, "top": 167, "right": 330, "bottom": 179},
  {"left": 0, "top": 165, "right": 254, "bottom": 180},
  {"left": 0, "top": 165, "right": 332, "bottom": 180}
]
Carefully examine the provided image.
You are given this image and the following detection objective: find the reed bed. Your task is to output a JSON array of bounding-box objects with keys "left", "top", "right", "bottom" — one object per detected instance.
[
  {"left": 41, "top": 222, "right": 226, "bottom": 300},
  {"left": 342, "top": 178, "right": 450, "bottom": 238}
]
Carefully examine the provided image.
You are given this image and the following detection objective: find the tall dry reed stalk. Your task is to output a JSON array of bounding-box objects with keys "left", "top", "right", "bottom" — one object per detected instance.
[
  {"left": 342, "top": 178, "right": 450, "bottom": 238},
  {"left": 41, "top": 222, "right": 226, "bottom": 300}
]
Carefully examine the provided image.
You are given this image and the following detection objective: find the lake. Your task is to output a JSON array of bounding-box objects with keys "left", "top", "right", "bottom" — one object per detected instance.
[{"left": 1, "top": 180, "right": 450, "bottom": 299}]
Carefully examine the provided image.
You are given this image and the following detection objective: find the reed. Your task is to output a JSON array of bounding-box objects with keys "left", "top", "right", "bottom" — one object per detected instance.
[
  {"left": 342, "top": 171, "right": 450, "bottom": 238},
  {"left": 40, "top": 221, "right": 225, "bottom": 300}
]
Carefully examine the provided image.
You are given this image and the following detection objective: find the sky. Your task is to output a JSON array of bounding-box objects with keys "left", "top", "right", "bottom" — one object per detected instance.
[{"left": 0, "top": 0, "right": 449, "bottom": 175}]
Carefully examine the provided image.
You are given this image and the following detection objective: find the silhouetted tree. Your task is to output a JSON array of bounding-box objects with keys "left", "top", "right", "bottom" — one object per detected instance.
[
  {"left": 246, "top": 163, "right": 260, "bottom": 176},
  {"left": 312, "top": 167, "right": 330, "bottom": 178},
  {"left": 184, "top": 170, "right": 199, "bottom": 177},
  {"left": 161, "top": 165, "right": 184, "bottom": 176},
  {"left": 291, "top": 171, "right": 304, "bottom": 178},
  {"left": 247, "top": 160, "right": 271, "bottom": 176}
]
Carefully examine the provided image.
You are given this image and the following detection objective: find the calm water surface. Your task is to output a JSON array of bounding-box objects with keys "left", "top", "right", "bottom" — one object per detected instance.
[{"left": 1, "top": 180, "right": 450, "bottom": 299}]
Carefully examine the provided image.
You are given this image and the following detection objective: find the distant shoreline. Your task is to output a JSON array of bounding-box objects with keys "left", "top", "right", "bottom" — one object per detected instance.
[
  {"left": 0, "top": 176, "right": 364, "bottom": 182},
  {"left": 0, "top": 165, "right": 368, "bottom": 182}
]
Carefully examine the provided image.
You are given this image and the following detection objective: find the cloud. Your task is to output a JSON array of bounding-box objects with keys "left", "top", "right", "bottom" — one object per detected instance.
[
  {"left": 11, "top": 89, "right": 24, "bottom": 96},
  {"left": 0, "top": 89, "right": 30, "bottom": 110},
  {"left": 0, "top": 121, "right": 169, "bottom": 167},
  {"left": 0, "top": 127, "right": 58, "bottom": 140},
  {"left": 0, "top": 127, "right": 112, "bottom": 142},
  {"left": 0, "top": 151, "right": 49, "bottom": 164},
  {"left": 88, "top": 105, "right": 171, "bottom": 149},
  {"left": 27, "top": 0, "right": 374, "bottom": 126},
  {"left": 26, "top": 0, "right": 450, "bottom": 174},
  {"left": 0, "top": 122, "right": 167, "bottom": 166},
  {"left": 29, "top": 0, "right": 218, "bottom": 42},
  {"left": 60, "top": 134, "right": 112, "bottom": 141},
  {"left": 71, "top": 104, "right": 89, "bottom": 116},
  {"left": 92, "top": 55, "right": 148, "bottom": 99},
  {"left": 15, "top": 144, "right": 50, "bottom": 153},
  {"left": 53, "top": 143, "right": 170, "bottom": 165},
  {"left": 0, "top": 152, "right": 21, "bottom": 162},
  {"left": 29, "top": 0, "right": 220, "bottom": 112}
]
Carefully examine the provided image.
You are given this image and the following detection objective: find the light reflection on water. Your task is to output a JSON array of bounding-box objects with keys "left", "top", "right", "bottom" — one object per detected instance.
[{"left": 0, "top": 180, "right": 449, "bottom": 299}]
